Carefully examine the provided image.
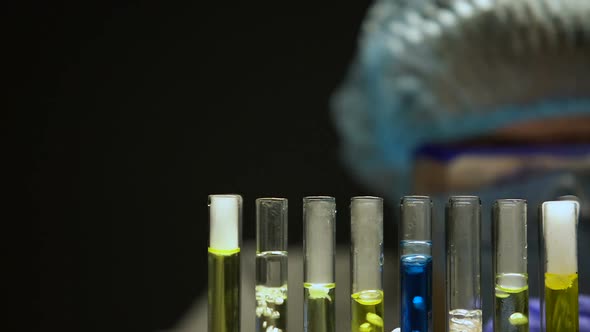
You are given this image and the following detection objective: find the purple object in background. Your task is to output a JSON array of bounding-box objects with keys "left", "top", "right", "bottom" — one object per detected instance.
[{"left": 484, "top": 295, "right": 590, "bottom": 332}]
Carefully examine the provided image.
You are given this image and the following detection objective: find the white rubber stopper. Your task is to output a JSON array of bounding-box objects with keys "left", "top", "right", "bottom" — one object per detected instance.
[
  {"left": 542, "top": 200, "right": 578, "bottom": 274},
  {"left": 209, "top": 195, "right": 240, "bottom": 250}
]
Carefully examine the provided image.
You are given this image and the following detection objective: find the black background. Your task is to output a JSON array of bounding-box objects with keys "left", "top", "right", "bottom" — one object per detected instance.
[{"left": 33, "top": 2, "right": 388, "bottom": 331}]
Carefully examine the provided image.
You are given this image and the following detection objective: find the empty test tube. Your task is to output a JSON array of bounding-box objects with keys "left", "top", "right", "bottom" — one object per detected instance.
[
  {"left": 542, "top": 200, "right": 579, "bottom": 331},
  {"left": 446, "top": 196, "right": 482, "bottom": 332},
  {"left": 400, "top": 196, "right": 432, "bottom": 332},
  {"left": 350, "top": 196, "right": 384, "bottom": 332},
  {"left": 256, "top": 198, "right": 288, "bottom": 332},
  {"left": 303, "top": 196, "right": 336, "bottom": 332},
  {"left": 208, "top": 194, "right": 242, "bottom": 332},
  {"left": 493, "top": 199, "right": 529, "bottom": 332}
]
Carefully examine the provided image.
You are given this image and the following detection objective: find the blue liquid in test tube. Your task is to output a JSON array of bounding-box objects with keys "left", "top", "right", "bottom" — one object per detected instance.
[
  {"left": 401, "top": 241, "right": 432, "bottom": 332},
  {"left": 400, "top": 197, "right": 433, "bottom": 332}
]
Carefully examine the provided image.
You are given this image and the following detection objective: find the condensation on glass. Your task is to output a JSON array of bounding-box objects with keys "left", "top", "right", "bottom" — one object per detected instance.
[{"left": 303, "top": 196, "right": 336, "bottom": 332}]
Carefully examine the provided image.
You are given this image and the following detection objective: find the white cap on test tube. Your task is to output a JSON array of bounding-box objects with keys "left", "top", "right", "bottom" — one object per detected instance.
[
  {"left": 542, "top": 200, "right": 579, "bottom": 275},
  {"left": 209, "top": 194, "right": 242, "bottom": 251}
]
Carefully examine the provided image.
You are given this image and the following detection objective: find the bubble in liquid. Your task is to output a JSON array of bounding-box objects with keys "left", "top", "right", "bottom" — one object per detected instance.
[
  {"left": 359, "top": 322, "right": 372, "bottom": 332},
  {"left": 495, "top": 289, "right": 509, "bottom": 299},
  {"left": 367, "top": 312, "right": 383, "bottom": 327},
  {"left": 413, "top": 296, "right": 426, "bottom": 310},
  {"left": 256, "top": 285, "right": 286, "bottom": 332},
  {"left": 308, "top": 284, "right": 332, "bottom": 300},
  {"left": 509, "top": 312, "right": 528, "bottom": 326}
]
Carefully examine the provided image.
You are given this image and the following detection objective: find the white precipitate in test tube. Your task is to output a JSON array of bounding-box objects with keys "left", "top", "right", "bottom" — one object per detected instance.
[{"left": 209, "top": 195, "right": 240, "bottom": 250}]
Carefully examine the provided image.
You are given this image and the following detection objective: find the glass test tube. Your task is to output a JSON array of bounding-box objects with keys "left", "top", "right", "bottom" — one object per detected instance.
[
  {"left": 492, "top": 199, "right": 529, "bottom": 332},
  {"left": 446, "top": 196, "right": 482, "bottom": 332},
  {"left": 350, "top": 196, "right": 384, "bottom": 332},
  {"left": 256, "top": 198, "right": 288, "bottom": 332},
  {"left": 208, "top": 194, "right": 242, "bottom": 332},
  {"left": 541, "top": 200, "right": 579, "bottom": 332},
  {"left": 303, "top": 196, "right": 336, "bottom": 332},
  {"left": 400, "top": 196, "right": 432, "bottom": 332}
]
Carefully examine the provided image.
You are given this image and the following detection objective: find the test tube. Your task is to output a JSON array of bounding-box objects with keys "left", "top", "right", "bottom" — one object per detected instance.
[
  {"left": 541, "top": 200, "right": 579, "bottom": 331},
  {"left": 400, "top": 196, "right": 432, "bottom": 332},
  {"left": 256, "top": 198, "right": 288, "bottom": 332},
  {"left": 446, "top": 196, "right": 482, "bottom": 332},
  {"left": 208, "top": 194, "right": 242, "bottom": 332},
  {"left": 303, "top": 196, "right": 336, "bottom": 332},
  {"left": 350, "top": 196, "right": 384, "bottom": 332},
  {"left": 492, "top": 199, "right": 529, "bottom": 332}
]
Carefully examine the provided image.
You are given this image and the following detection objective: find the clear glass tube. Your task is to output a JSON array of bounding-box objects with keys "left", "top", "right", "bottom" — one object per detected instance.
[
  {"left": 256, "top": 198, "right": 288, "bottom": 332},
  {"left": 492, "top": 199, "right": 529, "bottom": 332},
  {"left": 350, "top": 196, "right": 384, "bottom": 332},
  {"left": 208, "top": 194, "right": 242, "bottom": 332},
  {"left": 541, "top": 200, "right": 579, "bottom": 332},
  {"left": 303, "top": 196, "right": 336, "bottom": 332},
  {"left": 400, "top": 196, "right": 432, "bottom": 332},
  {"left": 446, "top": 196, "right": 482, "bottom": 332}
]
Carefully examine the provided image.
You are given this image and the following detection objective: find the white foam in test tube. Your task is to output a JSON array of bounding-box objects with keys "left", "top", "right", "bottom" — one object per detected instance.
[
  {"left": 542, "top": 200, "right": 579, "bottom": 275},
  {"left": 209, "top": 195, "right": 241, "bottom": 250}
]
